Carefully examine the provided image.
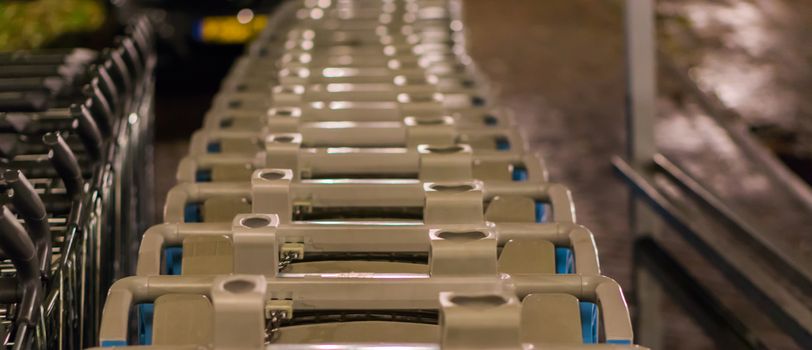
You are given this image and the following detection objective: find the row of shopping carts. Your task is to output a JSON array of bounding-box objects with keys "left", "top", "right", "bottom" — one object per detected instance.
[
  {"left": 0, "top": 17, "right": 156, "bottom": 350},
  {"left": 91, "top": 0, "right": 636, "bottom": 349}
]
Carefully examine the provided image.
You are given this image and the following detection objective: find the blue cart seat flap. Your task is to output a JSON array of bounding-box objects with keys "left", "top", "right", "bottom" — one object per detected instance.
[
  {"left": 196, "top": 169, "right": 212, "bottom": 182},
  {"left": 534, "top": 201, "right": 548, "bottom": 223},
  {"left": 555, "top": 247, "right": 574, "bottom": 274},
  {"left": 207, "top": 142, "right": 222, "bottom": 153},
  {"left": 607, "top": 339, "right": 633, "bottom": 345},
  {"left": 137, "top": 303, "right": 154, "bottom": 345},
  {"left": 192, "top": 20, "right": 204, "bottom": 42},
  {"left": 184, "top": 203, "right": 202, "bottom": 222},
  {"left": 495, "top": 137, "right": 510, "bottom": 151},
  {"left": 580, "top": 302, "right": 599, "bottom": 344},
  {"left": 511, "top": 167, "right": 528, "bottom": 181},
  {"left": 164, "top": 247, "right": 183, "bottom": 275},
  {"left": 100, "top": 340, "right": 128, "bottom": 347}
]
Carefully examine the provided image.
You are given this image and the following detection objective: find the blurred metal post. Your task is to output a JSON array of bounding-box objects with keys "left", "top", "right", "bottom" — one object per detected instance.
[
  {"left": 625, "top": 0, "right": 663, "bottom": 348},
  {"left": 626, "top": 0, "right": 656, "bottom": 163}
]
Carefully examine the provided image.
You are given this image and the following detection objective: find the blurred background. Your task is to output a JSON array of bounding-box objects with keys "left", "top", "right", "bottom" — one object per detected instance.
[{"left": 3, "top": 0, "right": 810, "bottom": 349}]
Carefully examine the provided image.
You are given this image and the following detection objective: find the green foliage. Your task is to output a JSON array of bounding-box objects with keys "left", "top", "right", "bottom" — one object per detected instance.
[{"left": 0, "top": 0, "right": 105, "bottom": 50}]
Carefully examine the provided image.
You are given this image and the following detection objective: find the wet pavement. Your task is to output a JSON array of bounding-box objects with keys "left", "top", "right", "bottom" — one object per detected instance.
[
  {"left": 462, "top": 0, "right": 632, "bottom": 285},
  {"left": 656, "top": 0, "right": 812, "bottom": 268},
  {"left": 652, "top": 2, "right": 812, "bottom": 347},
  {"left": 462, "top": 0, "right": 810, "bottom": 349},
  {"left": 658, "top": 0, "right": 812, "bottom": 187},
  {"left": 659, "top": 0, "right": 812, "bottom": 152}
]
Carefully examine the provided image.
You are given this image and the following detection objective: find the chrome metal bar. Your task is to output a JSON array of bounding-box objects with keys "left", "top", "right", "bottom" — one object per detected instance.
[
  {"left": 612, "top": 155, "right": 812, "bottom": 347},
  {"left": 634, "top": 237, "right": 768, "bottom": 350},
  {"left": 652, "top": 154, "right": 812, "bottom": 295},
  {"left": 624, "top": 0, "right": 662, "bottom": 347}
]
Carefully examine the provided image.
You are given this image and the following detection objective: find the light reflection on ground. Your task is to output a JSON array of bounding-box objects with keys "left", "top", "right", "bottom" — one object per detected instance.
[{"left": 660, "top": 0, "right": 812, "bottom": 156}]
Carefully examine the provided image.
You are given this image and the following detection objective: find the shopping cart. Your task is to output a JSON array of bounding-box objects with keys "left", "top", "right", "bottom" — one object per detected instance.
[
  {"left": 0, "top": 15, "right": 156, "bottom": 350},
  {"left": 93, "top": 0, "right": 639, "bottom": 349}
]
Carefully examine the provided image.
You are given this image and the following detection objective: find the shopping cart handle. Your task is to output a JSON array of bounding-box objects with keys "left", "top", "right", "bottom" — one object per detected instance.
[
  {"left": 4, "top": 170, "right": 51, "bottom": 278},
  {"left": 83, "top": 80, "right": 114, "bottom": 137},
  {"left": 102, "top": 46, "right": 133, "bottom": 98},
  {"left": 116, "top": 36, "right": 145, "bottom": 84},
  {"left": 0, "top": 91, "right": 49, "bottom": 112},
  {"left": 43, "top": 132, "right": 84, "bottom": 198},
  {"left": 547, "top": 184, "right": 576, "bottom": 223},
  {"left": 71, "top": 103, "right": 104, "bottom": 161},
  {"left": 512, "top": 274, "right": 633, "bottom": 344},
  {"left": 0, "top": 48, "right": 96, "bottom": 66},
  {"left": 92, "top": 65, "right": 121, "bottom": 118},
  {"left": 0, "top": 205, "right": 43, "bottom": 350},
  {"left": 0, "top": 64, "right": 70, "bottom": 78},
  {"left": 0, "top": 76, "right": 64, "bottom": 94}
]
